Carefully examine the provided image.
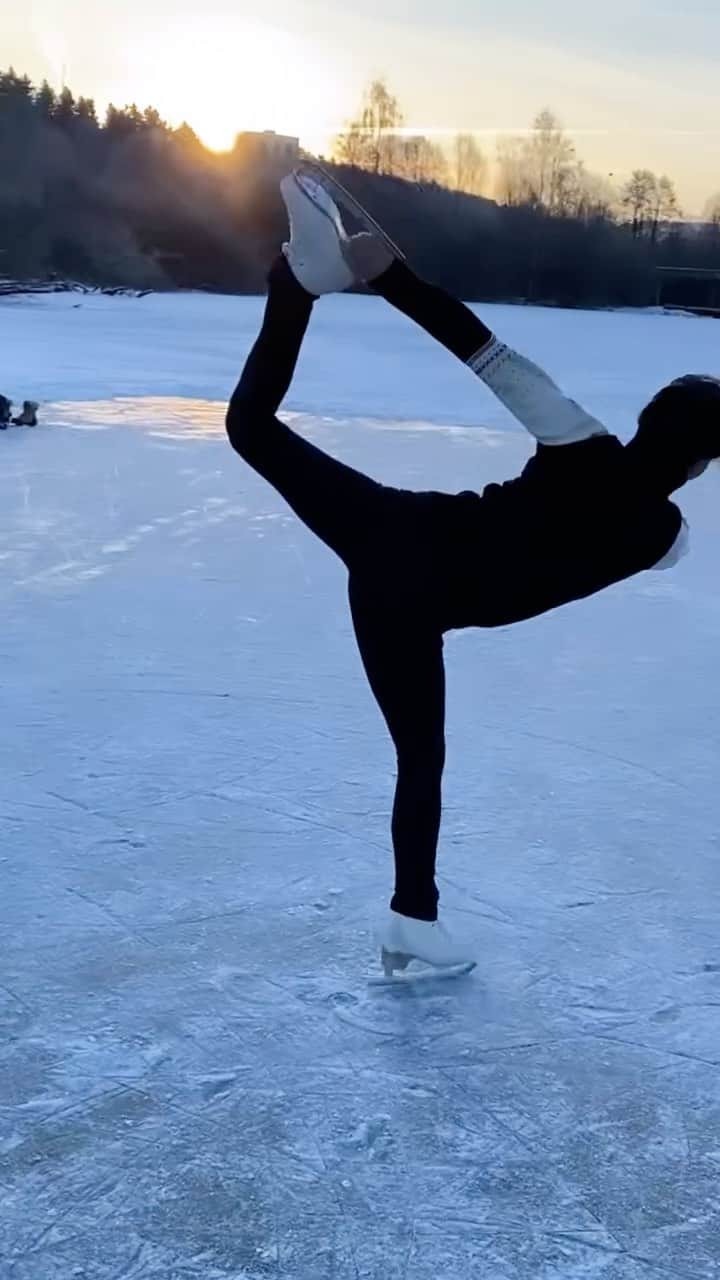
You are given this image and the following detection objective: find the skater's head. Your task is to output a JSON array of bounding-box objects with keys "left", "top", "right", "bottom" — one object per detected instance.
[{"left": 633, "top": 374, "right": 720, "bottom": 492}]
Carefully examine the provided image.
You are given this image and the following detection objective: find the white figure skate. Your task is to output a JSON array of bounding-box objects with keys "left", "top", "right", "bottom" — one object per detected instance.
[{"left": 373, "top": 909, "right": 476, "bottom": 986}]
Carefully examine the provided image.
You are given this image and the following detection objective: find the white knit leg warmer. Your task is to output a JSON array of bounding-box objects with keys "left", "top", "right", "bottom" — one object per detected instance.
[{"left": 468, "top": 338, "right": 607, "bottom": 445}]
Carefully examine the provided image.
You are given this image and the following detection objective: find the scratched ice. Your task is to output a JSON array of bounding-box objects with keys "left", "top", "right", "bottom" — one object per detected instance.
[{"left": 1, "top": 289, "right": 719, "bottom": 1278}]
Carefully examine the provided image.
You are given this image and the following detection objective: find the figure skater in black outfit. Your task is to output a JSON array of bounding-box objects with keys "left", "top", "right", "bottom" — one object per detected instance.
[{"left": 226, "top": 170, "right": 719, "bottom": 976}]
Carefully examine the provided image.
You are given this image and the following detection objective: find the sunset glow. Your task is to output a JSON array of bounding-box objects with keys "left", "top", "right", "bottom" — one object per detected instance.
[
  {"left": 10, "top": 0, "right": 720, "bottom": 211},
  {"left": 115, "top": 17, "right": 344, "bottom": 152}
]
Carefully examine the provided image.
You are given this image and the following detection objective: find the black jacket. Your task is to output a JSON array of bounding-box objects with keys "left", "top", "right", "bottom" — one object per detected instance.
[{"left": 427, "top": 434, "right": 683, "bottom": 630}]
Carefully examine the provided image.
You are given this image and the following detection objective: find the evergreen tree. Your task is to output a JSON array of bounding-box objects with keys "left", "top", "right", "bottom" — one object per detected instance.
[
  {"left": 142, "top": 106, "right": 167, "bottom": 132},
  {"left": 53, "top": 86, "right": 77, "bottom": 128},
  {"left": 105, "top": 104, "right": 137, "bottom": 138},
  {"left": 35, "top": 80, "right": 58, "bottom": 121},
  {"left": 174, "top": 122, "right": 203, "bottom": 151},
  {"left": 76, "top": 97, "right": 98, "bottom": 127},
  {"left": 0, "top": 67, "right": 34, "bottom": 120},
  {"left": 0, "top": 68, "right": 32, "bottom": 102}
]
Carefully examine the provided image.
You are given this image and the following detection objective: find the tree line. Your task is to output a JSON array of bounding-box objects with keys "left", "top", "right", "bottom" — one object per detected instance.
[
  {"left": 0, "top": 67, "right": 278, "bottom": 291},
  {"left": 335, "top": 80, "right": 488, "bottom": 195},
  {"left": 1, "top": 66, "right": 719, "bottom": 308},
  {"left": 334, "top": 81, "right": 699, "bottom": 235}
]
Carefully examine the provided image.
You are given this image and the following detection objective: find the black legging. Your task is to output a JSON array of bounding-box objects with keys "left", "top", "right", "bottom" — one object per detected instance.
[{"left": 226, "top": 257, "right": 493, "bottom": 922}]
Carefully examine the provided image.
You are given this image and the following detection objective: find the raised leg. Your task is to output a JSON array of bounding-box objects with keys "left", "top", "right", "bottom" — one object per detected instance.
[
  {"left": 369, "top": 259, "right": 607, "bottom": 445},
  {"left": 226, "top": 258, "right": 388, "bottom": 566},
  {"left": 370, "top": 258, "right": 493, "bottom": 363}
]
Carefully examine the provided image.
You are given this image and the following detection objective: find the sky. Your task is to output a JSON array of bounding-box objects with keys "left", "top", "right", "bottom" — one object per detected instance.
[{"left": 6, "top": 0, "right": 720, "bottom": 213}]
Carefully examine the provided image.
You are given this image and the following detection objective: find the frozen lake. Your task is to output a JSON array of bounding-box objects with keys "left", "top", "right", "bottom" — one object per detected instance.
[{"left": 1, "top": 290, "right": 719, "bottom": 1278}]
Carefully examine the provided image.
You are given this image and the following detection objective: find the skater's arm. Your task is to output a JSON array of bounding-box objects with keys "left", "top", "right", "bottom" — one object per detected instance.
[{"left": 468, "top": 338, "right": 608, "bottom": 447}]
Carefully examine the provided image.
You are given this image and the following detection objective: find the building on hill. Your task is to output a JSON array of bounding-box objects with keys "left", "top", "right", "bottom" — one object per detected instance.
[{"left": 231, "top": 131, "right": 300, "bottom": 174}]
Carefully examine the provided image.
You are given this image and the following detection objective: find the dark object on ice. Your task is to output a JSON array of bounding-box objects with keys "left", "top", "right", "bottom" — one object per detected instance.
[
  {"left": 12, "top": 400, "right": 38, "bottom": 427},
  {"left": 0, "top": 394, "right": 11, "bottom": 427},
  {"left": 1, "top": 277, "right": 153, "bottom": 299}
]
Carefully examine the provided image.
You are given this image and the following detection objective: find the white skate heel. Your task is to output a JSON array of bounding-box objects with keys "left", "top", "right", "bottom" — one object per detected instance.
[
  {"left": 374, "top": 910, "right": 476, "bottom": 986},
  {"left": 298, "top": 162, "right": 405, "bottom": 271},
  {"left": 382, "top": 948, "right": 412, "bottom": 979},
  {"left": 281, "top": 165, "right": 400, "bottom": 294},
  {"left": 280, "top": 171, "right": 356, "bottom": 295}
]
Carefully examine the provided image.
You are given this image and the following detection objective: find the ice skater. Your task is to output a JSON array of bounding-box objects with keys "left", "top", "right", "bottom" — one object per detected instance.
[{"left": 225, "top": 168, "right": 719, "bottom": 977}]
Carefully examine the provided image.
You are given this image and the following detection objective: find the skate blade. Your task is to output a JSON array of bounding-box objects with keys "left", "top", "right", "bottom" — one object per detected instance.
[
  {"left": 298, "top": 162, "right": 406, "bottom": 262},
  {"left": 371, "top": 958, "right": 476, "bottom": 988}
]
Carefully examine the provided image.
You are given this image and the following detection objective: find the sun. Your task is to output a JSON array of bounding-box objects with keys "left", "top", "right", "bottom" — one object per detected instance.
[{"left": 146, "top": 17, "right": 342, "bottom": 154}]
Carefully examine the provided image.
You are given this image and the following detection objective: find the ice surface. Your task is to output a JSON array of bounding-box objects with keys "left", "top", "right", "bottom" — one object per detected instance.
[{"left": 1, "top": 291, "right": 719, "bottom": 1279}]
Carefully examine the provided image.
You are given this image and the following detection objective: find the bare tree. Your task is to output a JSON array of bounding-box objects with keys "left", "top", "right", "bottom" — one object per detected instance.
[
  {"left": 621, "top": 169, "right": 658, "bottom": 237},
  {"left": 393, "top": 134, "right": 447, "bottom": 184},
  {"left": 524, "top": 109, "right": 576, "bottom": 211},
  {"left": 649, "top": 175, "right": 680, "bottom": 241},
  {"left": 452, "top": 133, "right": 488, "bottom": 196},
  {"left": 334, "top": 79, "right": 451, "bottom": 183},
  {"left": 495, "top": 135, "right": 530, "bottom": 206},
  {"left": 335, "top": 78, "right": 404, "bottom": 175},
  {"left": 334, "top": 121, "right": 366, "bottom": 168},
  {"left": 559, "top": 163, "right": 617, "bottom": 221},
  {"left": 621, "top": 170, "right": 679, "bottom": 239},
  {"left": 495, "top": 111, "right": 577, "bottom": 213},
  {"left": 703, "top": 192, "right": 720, "bottom": 225}
]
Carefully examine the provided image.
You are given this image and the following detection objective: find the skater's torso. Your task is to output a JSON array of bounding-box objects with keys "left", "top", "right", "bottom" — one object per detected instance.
[{"left": 383, "top": 435, "right": 683, "bottom": 630}]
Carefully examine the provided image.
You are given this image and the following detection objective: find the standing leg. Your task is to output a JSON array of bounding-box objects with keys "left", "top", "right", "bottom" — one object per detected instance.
[
  {"left": 349, "top": 578, "right": 446, "bottom": 923},
  {"left": 226, "top": 258, "right": 388, "bottom": 565}
]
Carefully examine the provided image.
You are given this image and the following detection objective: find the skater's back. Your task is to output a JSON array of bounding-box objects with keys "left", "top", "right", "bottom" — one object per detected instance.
[{"left": 428, "top": 431, "right": 684, "bottom": 629}]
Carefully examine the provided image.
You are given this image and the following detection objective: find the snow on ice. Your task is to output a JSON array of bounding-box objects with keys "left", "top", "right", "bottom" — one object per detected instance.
[{"left": 1, "top": 289, "right": 719, "bottom": 1278}]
